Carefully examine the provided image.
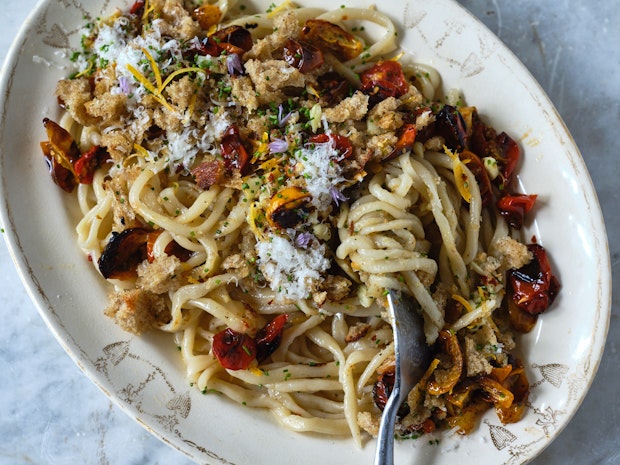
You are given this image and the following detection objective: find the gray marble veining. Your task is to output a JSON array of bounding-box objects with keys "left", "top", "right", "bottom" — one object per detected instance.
[{"left": 1, "top": 0, "right": 618, "bottom": 464}]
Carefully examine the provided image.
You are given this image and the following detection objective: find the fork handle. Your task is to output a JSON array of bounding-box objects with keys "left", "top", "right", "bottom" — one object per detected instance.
[{"left": 373, "top": 384, "right": 405, "bottom": 465}]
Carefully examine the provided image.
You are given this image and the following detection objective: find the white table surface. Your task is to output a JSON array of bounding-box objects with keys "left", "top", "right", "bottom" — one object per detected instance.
[{"left": 1, "top": 0, "right": 618, "bottom": 464}]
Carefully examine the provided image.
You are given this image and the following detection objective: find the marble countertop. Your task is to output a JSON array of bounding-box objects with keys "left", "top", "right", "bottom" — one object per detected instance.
[{"left": 1, "top": 0, "right": 617, "bottom": 464}]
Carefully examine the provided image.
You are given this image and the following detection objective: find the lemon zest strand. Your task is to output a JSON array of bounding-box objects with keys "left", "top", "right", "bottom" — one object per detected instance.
[
  {"left": 159, "top": 67, "right": 205, "bottom": 92},
  {"left": 452, "top": 294, "right": 474, "bottom": 313},
  {"left": 126, "top": 64, "right": 176, "bottom": 113},
  {"left": 132, "top": 143, "right": 151, "bottom": 158},
  {"left": 267, "top": 0, "right": 294, "bottom": 18},
  {"left": 141, "top": 47, "right": 163, "bottom": 90},
  {"left": 444, "top": 145, "right": 472, "bottom": 204}
]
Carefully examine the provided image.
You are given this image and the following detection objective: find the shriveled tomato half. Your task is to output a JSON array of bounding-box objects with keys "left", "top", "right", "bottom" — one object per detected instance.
[
  {"left": 255, "top": 314, "right": 289, "bottom": 362},
  {"left": 496, "top": 193, "right": 537, "bottom": 229},
  {"left": 283, "top": 39, "right": 324, "bottom": 73},
  {"left": 300, "top": 19, "right": 363, "bottom": 62},
  {"left": 359, "top": 60, "right": 409, "bottom": 104},
  {"left": 385, "top": 123, "right": 417, "bottom": 161},
  {"left": 220, "top": 125, "right": 250, "bottom": 174},
  {"left": 508, "top": 244, "right": 561, "bottom": 315},
  {"left": 74, "top": 145, "right": 110, "bottom": 184},
  {"left": 460, "top": 149, "right": 493, "bottom": 206},
  {"left": 212, "top": 328, "right": 258, "bottom": 370}
]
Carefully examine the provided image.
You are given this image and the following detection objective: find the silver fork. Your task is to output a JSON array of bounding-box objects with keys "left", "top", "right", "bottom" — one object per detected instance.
[{"left": 373, "top": 289, "right": 432, "bottom": 465}]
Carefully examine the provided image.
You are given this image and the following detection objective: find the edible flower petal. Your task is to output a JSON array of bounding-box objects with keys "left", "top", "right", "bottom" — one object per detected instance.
[
  {"left": 226, "top": 53, "right": 244, "bottom": 76},
  {"left": 295, "top": 232, "right": 315, "bottom": 249},
  {"left": 277, "top": 104, "right": 292, "bottom": 127},
  {"left": 268, "top": 138, "right": 289, "bottom": 154},
  {"left": 330, "top": 186, "right": 348, "bottom": 206}
]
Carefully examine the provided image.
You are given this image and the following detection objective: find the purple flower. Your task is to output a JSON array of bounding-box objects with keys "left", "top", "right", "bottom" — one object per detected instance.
[
  {"left": 226, "top": 54, "right": 245, "bottom": 76},
  {"left": 330, "top": 186, "right": 348, "bottom": 206},
  {"left": 269, "top": 138, "right": 289, "bottom": 154},
  {"left": 277, "top": 104, "right": 292, "bottom": 127},
  {"left": 118, "top": 76, "right": 131, "bottom": 95},
  {"left": 295, "top": 232, "right": 315, "bottom": 249}
]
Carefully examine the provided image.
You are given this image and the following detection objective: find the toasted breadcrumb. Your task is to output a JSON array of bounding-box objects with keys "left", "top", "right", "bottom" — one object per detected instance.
[
  {"left": 494, "top": 236, "right": 533, "bottom": 270},
  {"left": 137, "top": 255, "right": 183, "bottom": 294},
  {"left": 104, "top": 288, "right": 170, "bottom": 334},
  {"left": 323, "top": 92, "right": 369, "bottom": 123}
]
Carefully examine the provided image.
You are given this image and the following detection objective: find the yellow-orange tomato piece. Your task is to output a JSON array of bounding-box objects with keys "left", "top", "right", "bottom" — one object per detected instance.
[
  {"left": 426, "top": 330, "right": 463, "bottom": 396},
  {"left": 300, "top": 19, "right": 363, "bottom": 61},
  {"left": 193, "top": 4, "right": 221, "bottom": 30}
]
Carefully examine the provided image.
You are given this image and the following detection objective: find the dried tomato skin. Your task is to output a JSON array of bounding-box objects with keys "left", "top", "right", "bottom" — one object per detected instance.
[
  {"left": 255, "top": 314, "right": 289, "bottom": 362},
  {"left": 283, "top": 39, "right": 324, "bottom": 74},
  {"left": 212, "top": 328, "right": 257, "bottom": 370},
  {"left": 496, "top": 132, "right": 520, "bottom": 188},
  {"left": 508, "top": 244, "right": 561, "bottom": 315},
  {"left": 145, "top": 230, "right": 193, "bottom": 263},
  {"left": 496, "top": 194, "right": 537, "bottom": 230},
  {"left": 469, "top": 114, "right": 521, "bottom": 191},
  {"left": 98, "top": 227, "right": 151, "bottom": 280},
  {"left": 308, "top": 133, "right": 353, "bottom": 159},
  {"left": 372, "top": 367, "right": 410, "bottom": 417},
  {"left": 434, "top": 105, "right": 469, "bottom": 152},
  {"left": 460, "top": 149, "right": 493, "bottom": 206},
  {"left": 220, "top": 125, "right": 250, "bottom": 174},
  {"left": 372, "top": 368, "right": 393, "bottom": 411},
  {"left": 212, "top": 25, "right": 253, "bottom": 53},
  {"left": 129, "top": 0, "right": 145, "bottom": 16},
  {"left": 41, "top": 141, "right": 76, "bottom": 193},
  {"left": 317, "top": 72, "right": 353, "bottom": 105},
  {"left": 74, "top": 145, "right": 109, "bottom": 184}
]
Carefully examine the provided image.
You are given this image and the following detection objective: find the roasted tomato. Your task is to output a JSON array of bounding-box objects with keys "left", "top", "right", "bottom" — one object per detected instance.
[
  {"left": 98, "top": 227, "right": 151, "bottom": 279},
  {"left": 183, "top": 25, "right": 252, "bottom": 59},
  {"left": 193, "top": 4, "right": 221, "bottom": 30},
  {"left": 460, "top": 149, "right": 493, "bottom": 206},
  {"left": 145, "top": 230, "right": 194, "bottom": 263},
  {"left": 309, "top": 133, "right": 353, "bottom": 159},
  {"left": 372, "top": 367, "right": 392, "bottom": 409},
  {"left": 469, "top": 113, "right": 520, "bottom": 191},
  {"left": 211, "top": 25, "right": 253, "bottom": 55},
  {"left": 359, "top": 60, "right": 410, "bottom": 105},
  {"left": 299, "top": 19, "right": 363, "bottom": 62},
  {"left": 507, "top": 297, "right": 539, "bottom": 333},
  {"left": 129, "top": 0, "right": 145, "bottom": 16},
  {"left": 283, "top": 39, "right": 324, "bottom": 73},
  {"left": 255, "top": 314, "right": 289, "bottom": 362},
  {"left": 385, "top": 123, "right": 417, "bottom": 161},
  {"left": 220, "top": 125, "right": 250, "bottom": 174},
  {"left": 371, "top": 364, "right": 411, "bottom": 417},
  {"left": 508, "top": 244, "right": 561, "bottom": 315},
  {"left": 494, "top": 361, "right": 530, "bottom": 424},
  {"left": 496, "top": 193, "right": 537, "bottom": 229},
  {"left": 212, "top": 328, "right": 257, "bottom": 370},
  {"left": 41, "top": 141, "right": 76, "bottom": 193},
  {"left": 317, "top": 72, "right": 353, "bottom": 105},
  {"left": 434, "top": 105, "right": 469, "bottom": 151},
  {"left": 42, "top": 118, "right": 79, "bottom": 170},
  {"left": 74, "top": 145, "right": 110, "bottom": 184},
  {"left": 266, "top": 186, "right": 311, "bottom": 229},
  {"left": 426, "top": 330, "right": 463, "bottom": 396},
  {"left": 41, "top": 119, "right": 109, "bottom": 191}
]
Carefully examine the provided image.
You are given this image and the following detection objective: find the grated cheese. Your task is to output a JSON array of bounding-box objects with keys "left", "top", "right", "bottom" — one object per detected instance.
[
  {"left": 256, "top": 235, "right": 330, "bottom": 301},
  {"left": 294, "top": 138, "right": 345, "bottom": 212}
]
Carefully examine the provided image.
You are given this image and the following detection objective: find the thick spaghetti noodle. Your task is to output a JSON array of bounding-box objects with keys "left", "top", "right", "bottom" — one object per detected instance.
[{"left": 41, "top": 0, "right": 560, "bottom": 444}]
